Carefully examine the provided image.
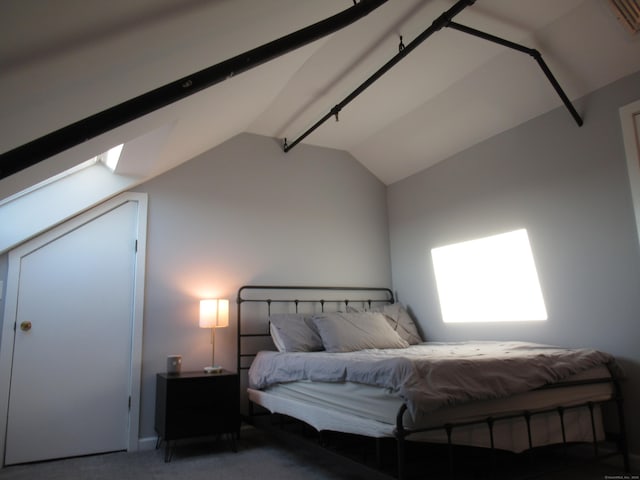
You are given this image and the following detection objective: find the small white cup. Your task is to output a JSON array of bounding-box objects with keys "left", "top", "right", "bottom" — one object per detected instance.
[{"left": 167, "top": 355, "right": 182, "bottom": 374}]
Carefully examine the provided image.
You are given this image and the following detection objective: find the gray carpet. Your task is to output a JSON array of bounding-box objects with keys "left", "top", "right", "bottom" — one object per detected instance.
[
  {"left": 0, "top": 425, "right": 633, "bottom": 480},
  {"left": 0, "top": 426, "right": 392, "bottom": 480}
]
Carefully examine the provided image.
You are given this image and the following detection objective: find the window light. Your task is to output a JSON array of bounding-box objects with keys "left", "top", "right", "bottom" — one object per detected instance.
[
  {"left": 431, "top": 229, "right": 547, "bottom": 323},
  {"left": 100, "top": 144, "right": 124, "bottom": 172}
]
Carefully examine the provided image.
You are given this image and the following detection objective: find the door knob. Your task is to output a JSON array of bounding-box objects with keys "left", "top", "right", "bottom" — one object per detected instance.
[{"left": 20, "top": 321, "right": 32, "bottom": 332}]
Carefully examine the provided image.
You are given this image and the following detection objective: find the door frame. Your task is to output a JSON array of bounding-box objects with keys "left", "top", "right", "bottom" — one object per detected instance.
[
  {"left": 621, "top": 99, "right": 640, "bottom": 247},
  {"left": 0, "top": 192, "right": 147, "bottom": 465}
]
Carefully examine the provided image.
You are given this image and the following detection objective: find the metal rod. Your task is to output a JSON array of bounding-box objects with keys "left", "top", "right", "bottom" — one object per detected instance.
[
  {"left": 283, "top": 0, "right": 476, "bottom": 152},
  {"left": 239, "top": 297, "right": 390, "bottom": 305},
  {"left": 487, "top": 417, "right": 495, "bottom": 449},
  {"left": 588, "top": 402, "right": 599, "bottom": 458},
  {"left": 609, "top": 364, "right": 631, "bottom": 472},
  {"left": 395, "top": 404, "right": 408, "bottom": 480},
  {"left": 524, "top": 411, "right": 533, "bottom": 450},
  {"left": 445, "top": 424, "right": 454, "bottom": 479},
  {"left": 210, "top": 326, "right": 216, "bottom": 367},
  {"left": 238, "top": 284, "right": 394, "bottom": 299},
  {"left": 523, "top": 411, "right": 535, "bottom": 469},
  {"left": 487, "top": 417, "right": 496, "bottom": 473},
  {"left": 446, "top": 21, "right": 583, "bottom": 127},
  {"left": 0, "top": 0, "right": 389, "bottom": 179},
  {"left": 557, "top": 407, "right": 567, "bottom": 460}
]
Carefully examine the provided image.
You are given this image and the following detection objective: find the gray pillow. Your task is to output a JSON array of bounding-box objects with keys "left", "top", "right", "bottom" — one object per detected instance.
[
  {"left": 311, "top": 312, "right": 409, "bottom": 353},
  {"left": 269, "top": 313, "right": 323, "bottom": 352},
  {"left": 347, "top": 303, "right": 423, "bottom": 345}
]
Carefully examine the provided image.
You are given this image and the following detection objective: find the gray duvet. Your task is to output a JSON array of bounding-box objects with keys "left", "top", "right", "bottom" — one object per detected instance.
[{"left": 248, "top": 341, "right": 617, "bottom": 419}]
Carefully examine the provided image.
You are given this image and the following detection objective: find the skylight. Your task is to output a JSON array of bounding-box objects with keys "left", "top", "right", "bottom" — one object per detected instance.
[
  {"left": 431, "top": 229, "right": 548, "bottom": 323},
  {"left": 99, "top": 144, "right": 124, "bottom": 172},
  {"left": 0, "top": 144, "right": 124, "bottom": 207}
]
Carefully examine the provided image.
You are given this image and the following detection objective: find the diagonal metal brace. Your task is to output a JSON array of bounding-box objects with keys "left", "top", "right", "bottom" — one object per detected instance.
[
  {"left": 283, "top": 0, "right": 476, "bottom": 152},
  {"left": 447, "top": 21, "right": 583, "bottom": 126},
  {"left": 284, "top": 0, "right": 583, "bottom": 152}
]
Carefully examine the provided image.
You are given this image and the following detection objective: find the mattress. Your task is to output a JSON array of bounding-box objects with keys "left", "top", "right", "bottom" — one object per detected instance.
[{"left": 249, "top": 365, "right": 612, "bottom": 452}]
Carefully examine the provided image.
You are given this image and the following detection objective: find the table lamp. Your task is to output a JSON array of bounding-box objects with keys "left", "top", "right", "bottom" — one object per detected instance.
[{"left": 199, "top": 298, "right": 229, "bottom": 373}]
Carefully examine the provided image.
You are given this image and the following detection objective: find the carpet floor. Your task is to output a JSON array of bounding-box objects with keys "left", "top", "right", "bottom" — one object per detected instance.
[
  {"left": 0, "top": 424, "right": 633, "bottom": 480},
  {"left": 0, "top": 426, "right": 392, "bottom": 480}
]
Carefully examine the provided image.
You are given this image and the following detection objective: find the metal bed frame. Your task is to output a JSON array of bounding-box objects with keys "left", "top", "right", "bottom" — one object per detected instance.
[{"left": 236, "top": 285, "right": 630, "bottom": 479}]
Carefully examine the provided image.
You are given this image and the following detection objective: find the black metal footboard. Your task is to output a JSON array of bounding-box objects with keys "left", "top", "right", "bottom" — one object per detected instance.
[{"left": 393, "top": 361, "right": 629, "bottom": 480}]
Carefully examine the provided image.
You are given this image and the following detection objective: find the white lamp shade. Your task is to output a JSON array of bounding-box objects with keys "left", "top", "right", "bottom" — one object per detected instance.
[{"left": 199, "top": 299, "right": 229, "bottom": 328}]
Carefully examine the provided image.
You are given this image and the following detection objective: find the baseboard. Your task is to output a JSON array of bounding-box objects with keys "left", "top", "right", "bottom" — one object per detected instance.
[{"left": 137, "top": 436, "right": 159, "bottom": 451}]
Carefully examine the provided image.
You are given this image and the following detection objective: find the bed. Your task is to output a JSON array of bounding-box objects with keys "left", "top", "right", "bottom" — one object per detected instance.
[{"left": 237, "top": 285, "right": 630, "bottom": 479}]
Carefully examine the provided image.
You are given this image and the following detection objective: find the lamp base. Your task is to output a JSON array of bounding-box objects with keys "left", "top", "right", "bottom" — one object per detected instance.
[{"left": 204, "top": 366, "right": 223, "bottom": 374}]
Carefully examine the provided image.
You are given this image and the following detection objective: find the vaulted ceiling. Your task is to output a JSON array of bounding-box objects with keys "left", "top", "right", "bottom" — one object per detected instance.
[{"left": 1, "top": 0, "right": 639, "bottom": 199}]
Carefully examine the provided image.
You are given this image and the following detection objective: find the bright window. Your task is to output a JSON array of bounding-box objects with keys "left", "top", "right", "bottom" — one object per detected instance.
[
  {"left": 431, "top": 229, "right": 547, "bottom": 323},
  {"left": 100, "top": 143, "right": 124, "bottom": 171}
]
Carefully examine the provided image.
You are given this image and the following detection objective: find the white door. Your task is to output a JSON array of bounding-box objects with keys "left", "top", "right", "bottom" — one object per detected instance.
[{"left": 3, "top": 200, "right": 139, "bottom": 465}]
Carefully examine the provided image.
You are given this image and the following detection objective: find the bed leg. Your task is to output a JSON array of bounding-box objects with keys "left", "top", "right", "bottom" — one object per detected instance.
[
  {"left": 524, "top": 411, "right": 535, "bottom": 468},
  {"left": 524, "top": 411, "right": 533, "bottom": 450},
  {"left": 557, "top": 407, "right": 567, "bottom": 461},
  {"left": 588, "top": 402, "right": 599, "bottom": 458},
  {"left": 395, "top": 404, "right": 408, "bottom": 480},
  {"left": 445, "top": 424, "right": 454, "bottom": 479},
  {"left": 609, "top": 365, "right": 631, "bottom": 473},
  {"left": 616, "top": 398, "right": 631, "bottom": 472},
  {"left": 487, "top": 417, "right": 495, "bottom": 474}
]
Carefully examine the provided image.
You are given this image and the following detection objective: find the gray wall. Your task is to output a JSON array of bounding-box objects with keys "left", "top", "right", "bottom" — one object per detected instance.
[
  {"left": 133, "top": 133, "right": 391, "bottom": 438},
  {"left": 387, "top": 70, "right": 640, "bottom": 455}
]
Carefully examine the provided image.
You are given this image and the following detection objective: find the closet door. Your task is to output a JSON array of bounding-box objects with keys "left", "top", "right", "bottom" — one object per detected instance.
[{"left": 4, "top": 200, "right": 138, "bottom": 465}]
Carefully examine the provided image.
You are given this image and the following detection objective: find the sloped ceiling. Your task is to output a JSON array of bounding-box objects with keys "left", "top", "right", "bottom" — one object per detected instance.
[{"left": 1, "top": 0, "right": 640, "bottom": 199}]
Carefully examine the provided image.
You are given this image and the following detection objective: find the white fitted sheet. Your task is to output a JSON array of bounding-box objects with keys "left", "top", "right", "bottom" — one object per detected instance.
[{"left": 249, "top": 365, "right": 612, "bottom": 452}]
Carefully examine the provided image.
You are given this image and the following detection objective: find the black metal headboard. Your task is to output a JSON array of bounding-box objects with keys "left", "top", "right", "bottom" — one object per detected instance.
[{"left": 236, "top": 285, "right": 394, "bottom": 414}]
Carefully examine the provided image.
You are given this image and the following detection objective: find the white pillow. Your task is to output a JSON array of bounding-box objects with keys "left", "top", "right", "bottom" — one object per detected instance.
[
  {"left": 269, "top": 313, "right": 323, "bottom": 352},
  {"left": 311, "top": 312, "right": 409, "bottom": 353},
  {"left": 347, "top": 303, "right": 423, "bottom": 345}
]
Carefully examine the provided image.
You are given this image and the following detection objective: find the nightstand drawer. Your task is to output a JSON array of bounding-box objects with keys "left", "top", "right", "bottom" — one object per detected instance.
[
  {"left": 165, "top": 375, "right": 237, "bottom": 409},
  {"left": 164, "top": 409, "right": 238, "bottom": 438}
]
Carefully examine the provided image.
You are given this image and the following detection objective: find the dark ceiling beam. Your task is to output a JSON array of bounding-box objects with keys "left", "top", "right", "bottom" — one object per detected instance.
[{"left": 0, "top": 0, "right": 388, "bottom": 180}]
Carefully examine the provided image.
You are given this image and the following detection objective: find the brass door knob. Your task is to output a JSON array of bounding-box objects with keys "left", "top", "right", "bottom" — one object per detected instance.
[{"left": 20, "top": 321, "right": 32, "bottom": 332}]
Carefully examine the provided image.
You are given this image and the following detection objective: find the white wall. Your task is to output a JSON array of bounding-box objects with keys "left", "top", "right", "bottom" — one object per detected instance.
[
  {"left": 387, "top": 70, "right": 640, "bottom": 455},
  {"left": 133, "top": 133, "right": 391, "bottom": 438}
]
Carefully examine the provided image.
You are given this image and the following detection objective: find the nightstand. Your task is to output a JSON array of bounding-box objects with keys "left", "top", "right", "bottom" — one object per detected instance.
[{"left": 155, "top": 370, "right": 239, "bottom": 462}]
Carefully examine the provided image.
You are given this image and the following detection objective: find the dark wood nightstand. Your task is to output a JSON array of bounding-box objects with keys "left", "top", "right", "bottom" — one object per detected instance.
[{"left": 155, "top": 370, "right": 240, "bottom": 462}]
